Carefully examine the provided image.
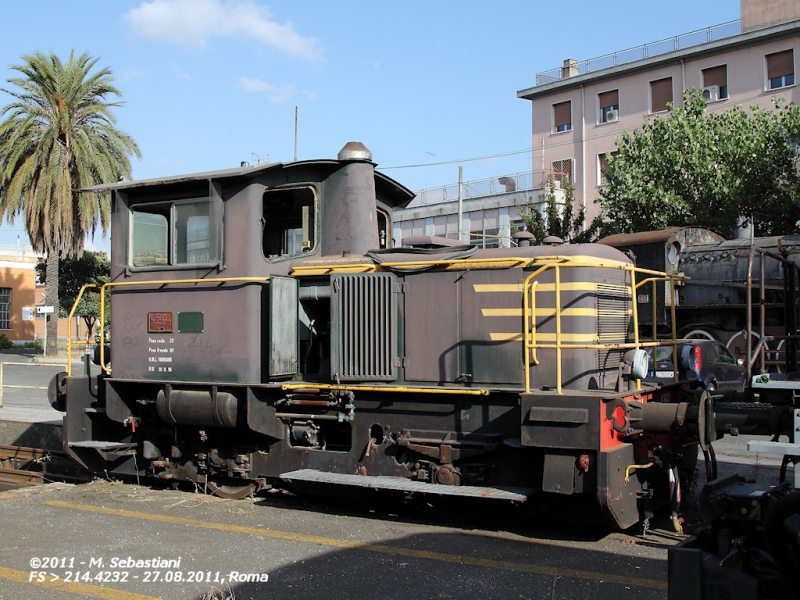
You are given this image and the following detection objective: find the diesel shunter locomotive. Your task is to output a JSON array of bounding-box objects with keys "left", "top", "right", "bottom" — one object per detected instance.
[{"left": 51, "top": 143, "right": 708, "bottom": 529}]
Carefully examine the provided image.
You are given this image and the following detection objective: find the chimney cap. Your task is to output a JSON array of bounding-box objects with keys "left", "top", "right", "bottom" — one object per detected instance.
[{"left": 338, "top": 142, "right": 373, "bottom": 162}]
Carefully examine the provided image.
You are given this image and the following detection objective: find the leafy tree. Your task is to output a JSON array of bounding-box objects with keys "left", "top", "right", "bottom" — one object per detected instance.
[
  {"left": 596, "top": 88, "right": 800, "bottom": 238},
  {"left": 36, "top": 250, "right": 110, "bottom": 338},
  {"left": 517, "top": 177, "right": 594, "bottom": 243},
  {"left": 0, "top": 51, "right": 140, "bottom": 354}
]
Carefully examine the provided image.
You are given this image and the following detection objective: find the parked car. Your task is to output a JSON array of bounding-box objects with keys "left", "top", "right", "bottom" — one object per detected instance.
[{"left": 645, "top": 340, "right": 747, "bottom": 392}]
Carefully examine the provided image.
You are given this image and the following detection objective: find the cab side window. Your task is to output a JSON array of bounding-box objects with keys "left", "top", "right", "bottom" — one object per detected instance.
[
  {"left": 263, "top": 187, "right": 316, "bottom": 260},
  {"left": 131, "top": 197, "right": 220, "bottom": 269}
]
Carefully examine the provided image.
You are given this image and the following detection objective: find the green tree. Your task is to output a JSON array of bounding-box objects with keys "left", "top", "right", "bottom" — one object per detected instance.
[
  {"left": 597, "top": 88, "right": 800, "bottom": 238},
  {"left": 36, "top": 250, "right": 110, "bottom": 338},
  {"left": 517, "top": 177, "right": 594, "bottom": 243},
  {"left": 0, "top": 51, "right": 140, "bottom": 354}
]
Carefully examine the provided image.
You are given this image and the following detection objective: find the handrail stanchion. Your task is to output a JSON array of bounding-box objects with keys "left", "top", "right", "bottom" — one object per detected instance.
[
  {"left": 555, "top": 265, "right": 562, "bottom": 394},
  {"left": 66, "top": 284, "right": 98, "bottom": 377},
  {"left": 629, "top": 267, "right": 640, "bottom": 390},
  {"left": 652, "top": 280, "right": 658, "bottom": 343}
]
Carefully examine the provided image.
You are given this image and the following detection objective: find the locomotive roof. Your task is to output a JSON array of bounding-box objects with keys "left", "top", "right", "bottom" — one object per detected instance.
[{"left": 79, "top": 158, "right": 416, "bottom": 209}]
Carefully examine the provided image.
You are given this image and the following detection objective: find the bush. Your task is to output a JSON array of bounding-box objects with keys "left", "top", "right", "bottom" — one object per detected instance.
[
  {"left": 0, "top": 334, "right": 13, "bottom": 349},
  {"left": 21, "top": 338, "right": 43, "bottom": 350}
]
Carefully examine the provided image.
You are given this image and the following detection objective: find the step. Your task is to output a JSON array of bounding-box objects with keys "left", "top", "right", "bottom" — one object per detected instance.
[{"left": 280, "top": 468, "right": 534, "bottom": 501}]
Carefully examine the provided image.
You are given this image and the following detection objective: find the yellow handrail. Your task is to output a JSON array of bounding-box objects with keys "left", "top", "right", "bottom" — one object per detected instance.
[
  {"left": 66, "top": 284, "right": 98, "bottom": 377},
  {"left": 522, "top": 260, "right": 687, "bottom": 394}
]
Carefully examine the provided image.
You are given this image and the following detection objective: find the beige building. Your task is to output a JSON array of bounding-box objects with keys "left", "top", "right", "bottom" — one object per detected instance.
[
  {"left": 517, "top": 0, "right": 800, "bottom": 225},
  {"left": 0, "top": 258, "right": 36, "bottom": 342}
]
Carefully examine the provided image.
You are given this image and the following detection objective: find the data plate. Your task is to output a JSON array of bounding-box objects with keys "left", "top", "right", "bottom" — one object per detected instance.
[
  {"left": 655, "top": 370, "right": 675, "bottom": 378},
  {"left": 148, "top": 312, "right": 172, "bottom": 333}
]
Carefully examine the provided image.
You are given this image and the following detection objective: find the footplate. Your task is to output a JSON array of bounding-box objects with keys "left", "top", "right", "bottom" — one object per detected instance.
[{"left": 280, "top": 469, "right": 534, "bottom": 501}]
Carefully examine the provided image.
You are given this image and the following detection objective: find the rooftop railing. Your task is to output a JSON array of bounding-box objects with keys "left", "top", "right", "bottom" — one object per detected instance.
[
  {"left": 410, "top": 170, "right": 548, "bottom": 207},
  {"left": 535, "top": 19, "right": 741, "bottom": 86}
]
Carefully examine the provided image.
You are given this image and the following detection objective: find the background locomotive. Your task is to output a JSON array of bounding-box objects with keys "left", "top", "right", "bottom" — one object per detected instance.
[
  {"left": 50, "top": 142, "right": 706, "bottom": 529},
  {"left": 600, "top": 226, "right": 800, "bottom": 374}
]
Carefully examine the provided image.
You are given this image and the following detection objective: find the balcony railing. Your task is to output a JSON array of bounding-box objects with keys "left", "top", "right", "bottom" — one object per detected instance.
[{"left": 535, "top": 20, "right": 741, "bottom": 86}]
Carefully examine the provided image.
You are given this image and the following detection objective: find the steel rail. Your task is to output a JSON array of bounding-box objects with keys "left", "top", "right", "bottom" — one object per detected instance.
[{"left": 0, "top": 444, "right": 91, "bottom": 490}]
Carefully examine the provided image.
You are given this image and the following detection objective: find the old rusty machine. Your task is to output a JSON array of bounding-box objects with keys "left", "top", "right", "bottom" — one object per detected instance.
[{"left": 50, "top": 143, "right": 708, "bottom": 529}]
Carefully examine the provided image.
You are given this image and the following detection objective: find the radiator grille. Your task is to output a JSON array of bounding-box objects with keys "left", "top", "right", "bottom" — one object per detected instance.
[
  {"left": 596, "top": 283, "right": 631, "bottom": 372},
  {"left": 331, "top": 273, "right": 398, "bottom": 381}
]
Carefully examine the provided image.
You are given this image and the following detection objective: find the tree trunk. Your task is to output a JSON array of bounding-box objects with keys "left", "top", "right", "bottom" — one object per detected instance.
[{"left": 45, "top": 252, "right": 59, "bottom": 356}]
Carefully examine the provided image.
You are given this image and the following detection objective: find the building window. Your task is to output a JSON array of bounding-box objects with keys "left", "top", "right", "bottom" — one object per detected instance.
[
  {"left": 702, "top": 65, "right": 728, "bottom": 100},
  {"left": 553, "top": 101, "right": 572, "bottom": 133},
  {"left": 551, "top": 159, "right": 573, "bottom": 185},
  {"left": 0, "top": 288, "right": 10, "bottom": 330},
  {"left": 598, "top": 90, "right": 619, "bottom": 123},
  {"left": 598, "top": 151, "right": 618, "bottom": 185},
  {"left": 650, "top": 77, "right": 673, "bottom": 113},
  {"left": 767, "top": 50, "right": 795, "bottom": 90}
]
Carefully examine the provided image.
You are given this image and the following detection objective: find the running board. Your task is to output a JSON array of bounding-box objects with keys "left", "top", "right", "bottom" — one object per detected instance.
[{"left": 280, "top": 469, "right": 534, "bottom": 501}]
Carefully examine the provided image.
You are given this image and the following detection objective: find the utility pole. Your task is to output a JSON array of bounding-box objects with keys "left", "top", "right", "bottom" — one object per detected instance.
[
  {"left": 294, "top": 106, "right": 298, "bottom": 162},
  {"left": 457, "top": 166, "right": 463, "bottom": 243}
]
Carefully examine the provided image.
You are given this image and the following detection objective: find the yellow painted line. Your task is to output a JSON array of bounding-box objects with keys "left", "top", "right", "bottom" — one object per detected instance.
[
  {"left": 474, "top": 282, "right": 628, "bottom": 293},
  {"left": 43, "top": 500, "right": 665, "bottom": 591},
  {"left": 0, "top": 565, "right": 159, "bottom": 600},
  {"left": 282, "top": 383, "right": 488, "bottom": 395},
  {"left": 482, "top": 308, "right": 601, "bottom": 317},
  {"left": 490, "top": 333, "right": 600, "bottom": 342}
]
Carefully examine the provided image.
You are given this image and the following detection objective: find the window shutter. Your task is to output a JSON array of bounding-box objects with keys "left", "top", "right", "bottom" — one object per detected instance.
[
  {"left": 598, "top": 90, "right": 619, "bottom": 109},
  {"left": 702, "top": 65, "right": 727, "bottom": 88},
  {"left": 553, "top": 101, "right": 571, "bottom": 128},
  {"left": 650, "top": 78, "right": 673, "bottom": 113},
  {"left": 552, "top": 159, "right": 573, "bottom": 183},
  {"left": 767, "top": 50, "right": 794, "bottom": 79}
]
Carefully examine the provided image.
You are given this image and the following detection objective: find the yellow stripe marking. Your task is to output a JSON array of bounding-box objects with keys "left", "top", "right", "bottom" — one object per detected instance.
[
  {"left": 481, "top": 308, "right": 631, "bottom": 317},
  {"left": 474, "top": 283, "right": 630, "bottom": 293},
  {"left": 43, "top": 500, "right": 665, "bottom": 591},
  {"left": 0, "top": 565, "right": 159, "bottom": 600},
  {"left": 490, "top": 333, "right": 601, "bottom": 342}
]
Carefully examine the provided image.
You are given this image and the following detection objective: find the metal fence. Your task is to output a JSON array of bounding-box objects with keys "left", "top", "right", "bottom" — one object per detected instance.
[
  {"left": 411, "top": 170, "right": 548, "bottom": 207},
  {"left": 535, "top": 20, "right": 742, "bottom": 86}
]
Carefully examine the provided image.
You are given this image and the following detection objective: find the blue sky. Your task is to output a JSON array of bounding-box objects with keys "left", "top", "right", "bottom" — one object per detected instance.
[{"left": 0, "top": 0, "right": 739, "bottom": 253}]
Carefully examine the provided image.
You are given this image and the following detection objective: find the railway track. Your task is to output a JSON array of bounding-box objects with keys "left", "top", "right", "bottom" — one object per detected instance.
[{"left": 0, "top": 444, "right": 90, "bottom": 490}]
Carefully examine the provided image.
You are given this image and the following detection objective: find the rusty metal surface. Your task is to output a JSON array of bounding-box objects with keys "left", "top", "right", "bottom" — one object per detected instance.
[
  {"left": 599, "top": 227, "right": 726, "bottom": 248},
  {"left": 0, "top": 444, "right": 90, "bottom": 489},
  {"left": 598, "top": 227, "right": 686, "bottom": 246}
]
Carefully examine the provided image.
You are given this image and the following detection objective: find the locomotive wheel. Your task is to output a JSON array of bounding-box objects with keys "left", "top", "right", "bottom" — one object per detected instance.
[{"left": 206, "top": 479, "right": 257, "bottom": 499}]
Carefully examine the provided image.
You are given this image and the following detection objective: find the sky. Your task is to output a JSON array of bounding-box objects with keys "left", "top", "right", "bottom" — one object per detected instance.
[{"left": 0, "top": 0, "right": 740, "bottom": 253}]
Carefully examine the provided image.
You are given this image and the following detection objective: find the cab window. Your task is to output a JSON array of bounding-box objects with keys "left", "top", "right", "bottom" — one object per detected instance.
[
  {"left": 263, "top": 187, "right": 316, "bottom": 260},
  {"left": 131, "top": 198, "right": 218, "bottom": 268}
]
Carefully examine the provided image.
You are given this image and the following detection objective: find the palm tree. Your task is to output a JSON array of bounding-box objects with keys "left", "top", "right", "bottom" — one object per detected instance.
[{"left": 0, "top": 51, "right": 140, "bottom": 355}]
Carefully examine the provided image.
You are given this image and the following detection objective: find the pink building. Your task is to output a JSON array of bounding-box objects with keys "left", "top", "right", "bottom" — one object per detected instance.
[{"left": 517, "top": 0, "right": 800, "bottom": 225}]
